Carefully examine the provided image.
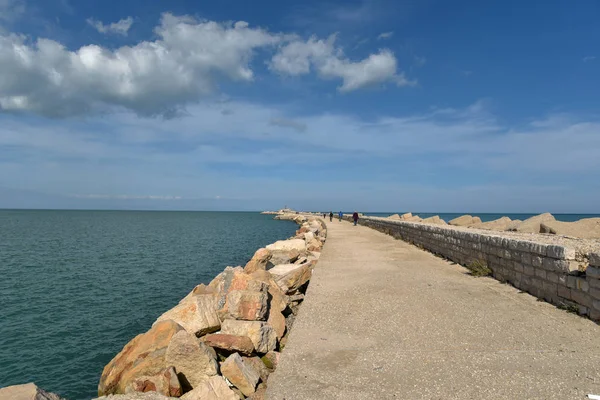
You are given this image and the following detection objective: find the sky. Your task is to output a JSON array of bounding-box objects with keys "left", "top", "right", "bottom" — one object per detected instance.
[{"left": 0, "top": 0, "right": 599, "bottom": 212}]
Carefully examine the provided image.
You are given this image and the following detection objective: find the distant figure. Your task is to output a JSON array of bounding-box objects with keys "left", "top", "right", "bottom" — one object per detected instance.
[
  {"left": 352, "top": 211, "right": 359, "bottom": 226},
  {"left": 329, "top": 211, "right": 333, "bottom": 222},
  {"left": 338, "top": 211, "right": 343, "bottom": 221},
  {"left": 323, "top": 213, "right": 326, "bottom": 218}
]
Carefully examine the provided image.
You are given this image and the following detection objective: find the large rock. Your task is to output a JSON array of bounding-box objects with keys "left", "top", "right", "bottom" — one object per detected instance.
[
  {"left": 220, "top": 353, "right": 260, "bottom": 397},
  {"left": 507, "top": 213, "right": 555, "bottom": 233},
  {"left": 225, "top": 290, "right": 268, "bottom": 321},
  {"left": 179, "top": 376, "right": 238, "bottom": 400},
  {"left": 422, "top": 215, "right": 447, "bottom": 225},
  {"left": 242, "top": 357, "right": 271, "bottom": 383},
  {"left": 94, "top": 393, "right": 177, "bottom": 400},
  {"left": 249, "top": 270, "right": 287, "bottom": 313},
  {"left": 400, "top": 212, "right": 413, "bottom": 220},
  {"left": 387, "top": 214, "right": 401, "bottom": 220},
  {"left": 201, "top": 333, "right": 255, "bottom": 356},
  {"left": 469, "top": 216, "right": 512, "bottom": 231},
  {"left": 539, "top": 218, "right": 600, "bottom": 239},
  {"left": 220, "top": 320, "right": 277, "bottom": 354},
  {"left": 266, "top": 239, "right": 306, "bottom": 253},
  {"left": 165, "top": 330, "right": 218, "bottom": 390},
  {"left": 273, "top": 262, "right": 314, "bottom": 294},
  {"left": 267, "top": 308, "right": 286, "bottom": 339},
  {"left": 125, "top": 366, "right": 182, "bottom": 397},
  {"left": 449, "top": 215, "right": 482, "bottom": 226},
  {"left": 155, "top": 295, "right": 220, "bottom": 337},
  {"left": 99, "top": 320, "right": 184, "bottom": 396},
  {"left": 0, "top": 383, "right": 65, "bottom": 400},
  {"left": 243, "top": 248, "right": 272, "bottom": 274},
  {"left": 405, "top": 215, "right": 422, "bottom": 222},
  {"left": 209, "top": 267, "right": 266, "bottom": 318}
]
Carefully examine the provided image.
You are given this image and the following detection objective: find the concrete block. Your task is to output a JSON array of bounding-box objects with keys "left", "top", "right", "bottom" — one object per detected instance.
[
  {"left": 589, "top": 253, "right": 600, "bottom": 267},
  {"left": 532, "top": 256, "right": 543, "bottom": 268},
  {"left": 542, "top": 258, "right": 572, "bottom": 273},
  {"left": 523, "top": 265, "right": 535, "bottom": 276},
  {"left": 542, "top": 281, "right": 558, "bottom": 295},
  {"left": 594, "top": 299, "right": 600, "bottom": 311},
  {"left": 571, "top": 290, "right": 593, "bottom": 308},
  {"left": 512, "top": 262, "right": 524, "bottom": 273},
  {"left": 549, "top": 246, "right": 577, "bottom": 260},
  {"left": 588, "top": 278, "right": 600, "bottom": 289},
  {"left": 590, "top": 288, "right": 600, "bottom": 300},
  {"left": 521, "top": 252, "right": 532, "bottom": 266},
  {"left": 586, "top": 266, "right": 600, "bottom": 279},
  {"left": 534, "top": 268, "right": 546, "bottom": 280},
  {"left": 529, "top": 243, "right": 548, "bottom": 256},
  {"left": 574, "top": 277, "right": 590, "bottom": 292},
  {"left": 546, "top": 272, "right": 559, "bottom": 283},
  {"left": 557, "top": 285, "right": 571, "bottom": 300}
]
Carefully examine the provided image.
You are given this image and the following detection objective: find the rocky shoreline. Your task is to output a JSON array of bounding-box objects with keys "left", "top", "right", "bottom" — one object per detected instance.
[{"left": 1, "top": 212, "right": 326, "bottom": 400}]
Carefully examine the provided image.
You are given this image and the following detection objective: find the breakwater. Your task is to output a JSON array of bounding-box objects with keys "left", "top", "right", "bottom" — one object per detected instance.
[
  {"left": 94, "top": 213, "right": 326, "bottom": 399},
  {"left": 350, "top": 216, "right": 600, "bottom": 322}
]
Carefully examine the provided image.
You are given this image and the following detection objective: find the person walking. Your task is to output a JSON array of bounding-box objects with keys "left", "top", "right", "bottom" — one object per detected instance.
[
  {"left": 329, "top": 211, "right": 333, "bottom": 222},
  {"left": 352, "top": 211, "right": 359, "bottom": 226},
  {"left": 338, "top": 211, "right": 343, "bottom": 221}
]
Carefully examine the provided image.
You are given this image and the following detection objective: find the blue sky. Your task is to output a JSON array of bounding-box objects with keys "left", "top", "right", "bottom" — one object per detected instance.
[{"left": 0, "top": 0, "right": 599, "bottom": 212}]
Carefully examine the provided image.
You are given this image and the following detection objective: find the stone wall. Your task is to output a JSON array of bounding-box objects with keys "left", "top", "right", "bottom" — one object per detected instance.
[{"left": 350, "top": 216, "right": 600, "bottom": 323}]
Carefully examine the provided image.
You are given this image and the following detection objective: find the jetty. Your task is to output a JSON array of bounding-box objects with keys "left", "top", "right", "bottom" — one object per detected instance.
[{"left": 267, "top": 217, "right": 600, "bottom": 399}]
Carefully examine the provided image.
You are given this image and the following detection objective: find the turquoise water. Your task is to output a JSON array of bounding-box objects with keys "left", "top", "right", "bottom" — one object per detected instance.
[
  {"left": 0, "top": 210, "right": 296, "bottom": 400},
  {"left": 363, "top": 213, "right": 600, "bottom": 222}
]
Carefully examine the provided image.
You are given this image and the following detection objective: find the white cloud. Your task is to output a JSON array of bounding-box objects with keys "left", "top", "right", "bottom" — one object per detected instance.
[
  {"left": 86, "top": 17, "right": 134, "bottom": 36},
  {"left": 583, "top": 56, "right": 596, "bottom": 62},
  {"left": 269, "top": 117, "right": 307, "bottom": 132},
  {"left": 0, "top": 13, "right": 283, "bottom": 117},
  {"left": 377, "top": 31, "right": 393, "bottom": 40},
  {"left": 270, "top": 35, "right": 413, "bottom": 91}
]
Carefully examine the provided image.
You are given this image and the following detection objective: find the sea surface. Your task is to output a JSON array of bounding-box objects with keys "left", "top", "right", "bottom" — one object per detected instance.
[
  {"left": 0, "top": 210, "right": 297, "bottom": 400},
  {"left": 362, "top": 212, "right": 600, "bottom": 222}
]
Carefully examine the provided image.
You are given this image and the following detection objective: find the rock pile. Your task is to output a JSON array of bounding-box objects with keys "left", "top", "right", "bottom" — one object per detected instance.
[
  {"left": 94, "top": 214, "right": 327, "bottom": 400},
  {"left": 388, "top": 212, "right": 600, "bottom": 239}
]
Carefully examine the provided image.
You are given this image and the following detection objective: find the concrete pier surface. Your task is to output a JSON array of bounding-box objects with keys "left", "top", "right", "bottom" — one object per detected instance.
[{"left": 266, "top": 219, "right": 600, "bottom": 399}]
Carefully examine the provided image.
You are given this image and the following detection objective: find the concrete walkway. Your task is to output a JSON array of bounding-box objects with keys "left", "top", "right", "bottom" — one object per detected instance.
[{"left": 266, "top": 219, "right": 600, "bottom": 399}]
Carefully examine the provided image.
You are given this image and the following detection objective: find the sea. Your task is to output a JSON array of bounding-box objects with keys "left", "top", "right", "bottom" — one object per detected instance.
[{"left": 0, "top": 210, "right": 298, "bottom": 400}]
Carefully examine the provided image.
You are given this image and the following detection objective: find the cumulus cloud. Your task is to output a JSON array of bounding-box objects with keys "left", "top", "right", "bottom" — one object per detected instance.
[
  {"left": 0, "top": 13, "right": 283, "bottom": 117},
  {"left": 86, "top": 17, "right": 134, "bottom": 36},
  {"left": 377, "top": 31, "right": 393, "bottom": 40},
  {"left": 270, "top": 35, "right": 412, "bottom": 91}
]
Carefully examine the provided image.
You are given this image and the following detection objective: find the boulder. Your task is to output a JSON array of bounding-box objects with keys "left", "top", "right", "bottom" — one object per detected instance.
[
  {"left": 99, "top": 320, "right": 184, "bottom": 396},
  {"left": 126, "top": 366, "right": 182, "bottom": 397},
  {"left": 274, "top": 262, "right": 314, "bottom": 294},
  {"left": 202, "top": 333, "right": 255, "bottom": 356},
  {"left": 0, "top": 383, "right": 65, "bottom": 400},
  {"left": 306, "top": 239, "right": 322, "bottom": 252},
  {"left": 507, "top": 213, "right": 555, "bottom": 233},
  {"left": 422, "top": 216, "right": 447, "bottom": 225},
  {"left": 179, "top": 376, "right": 238, "bottom": 400},
  {"left": 179, "top": 284, "right": 216, "bottom": 304},
  {"left": 220, "top": 353, "right": 260, "bottom": 397},
  {"left": 220, "top": 320, "right": 277, "bottom": 354},
  {"left": 248, "top": 270, "right": 287, "bottom": 313},
  {"left": 247, "top": 383, "right": 267, "bottom": 400},
  {"left": 242, "top": 357, "right": 271, "bottom": 383},
  {"left": 266, "top": 239, "right": 306, "bottom": 253},
  {"left": 269, "top": 248, "right": 300, "bottom": 266},
  {"left": 387, "top": 214, "right": 401, "bottom": 220},
  {"left": 94, "top": 393, "right": 177, "bottom": 400},
  {"left": 469, "top": 216, "right": 512, "bottom": 231},
  {"left": 267, "top": 308, "right": 286, "bottom": 339},
  {"left": 155, "top": 295, "right": 220, "bottom": 337},
  {"left": 405, "top": 215, "right": 422, "bottom": 222},
  {"left": 224, "top": 290, "right": 268, "bottom": 321},
  {"left": 210, "top": 267, "right": 266, "bottom": 317},
  {"left": 400, "top": 212, "right": 413, "bottom": 220},
  {"left": 165, "top": 330, "right": 218, "bottom": 390},
  {"left": 539, "top": 218, "right": 600, "bottom": 239},
  {"left": 261, "top": 351, "right": 280, "bottom": 371},
  {"left": 243, "top": 248, "right": 272, "bottom": 274},
  {"left": 449, "top": 215, "right": 481, "bottom": 226}
]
